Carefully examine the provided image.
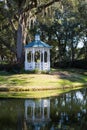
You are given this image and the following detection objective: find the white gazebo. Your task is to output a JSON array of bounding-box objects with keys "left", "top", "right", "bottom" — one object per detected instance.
[{"left": 24, "top": 34, "right": 52, "bottom": 71}]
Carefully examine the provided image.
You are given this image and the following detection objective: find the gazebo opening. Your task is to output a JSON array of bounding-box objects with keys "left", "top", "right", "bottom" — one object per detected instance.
[
  {"left": 44, "top": 51, "right": 47, "bottom": 62},
  {"left": 27, "top": 51, "right": 32, "bottom": 62},
  {"left": 35, "top": 51, "right": 40, "bottom": 63},
  {"left": 24, "top": 34, "right": 52, "bottom": 71}
]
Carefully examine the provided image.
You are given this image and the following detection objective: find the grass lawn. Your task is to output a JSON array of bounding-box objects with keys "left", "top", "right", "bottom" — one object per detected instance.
[{"left": 0, "top": 68, "right": 87, "bottom": 98}]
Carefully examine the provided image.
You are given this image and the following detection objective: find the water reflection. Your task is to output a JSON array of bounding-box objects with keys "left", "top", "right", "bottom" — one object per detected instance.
[
  {"left": 24, "top": 99, "right": 50, "bottom": 130},
  {"left": 0, "top": 88, "right": 87, "bottom": 130}
]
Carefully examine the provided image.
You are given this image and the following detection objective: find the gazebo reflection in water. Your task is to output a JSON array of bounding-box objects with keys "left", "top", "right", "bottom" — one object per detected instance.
[{"left": 24, "top": 99, "right": 50, "bottom": 130}]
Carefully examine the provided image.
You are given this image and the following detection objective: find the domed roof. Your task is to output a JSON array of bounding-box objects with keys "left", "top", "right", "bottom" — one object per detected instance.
[{"left": 25, "top": 34, "right": 52, "bottom": 48}]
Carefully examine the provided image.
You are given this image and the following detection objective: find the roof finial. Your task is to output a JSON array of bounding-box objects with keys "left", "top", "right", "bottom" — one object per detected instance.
[{"left": 35, "top": 33, "right": 40, "bottom": 41}]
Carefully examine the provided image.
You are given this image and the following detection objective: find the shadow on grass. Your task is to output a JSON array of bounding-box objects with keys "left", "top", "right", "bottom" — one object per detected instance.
[
  {"left": 0, "top": 69, "right": 87, "bottom": 92},
  {"left": 50, "top": 69, "right": 87, "bottom": 87}
]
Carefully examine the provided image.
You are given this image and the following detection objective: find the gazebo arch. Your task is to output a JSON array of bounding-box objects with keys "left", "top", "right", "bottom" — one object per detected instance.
[{"left": 24, "top": 34, "right": 52, "bottom": 71}]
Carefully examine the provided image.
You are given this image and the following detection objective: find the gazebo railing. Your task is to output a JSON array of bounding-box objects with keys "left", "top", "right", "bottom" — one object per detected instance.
[{"left": 25, "top": 62, "right": 50, "bottom": 71}]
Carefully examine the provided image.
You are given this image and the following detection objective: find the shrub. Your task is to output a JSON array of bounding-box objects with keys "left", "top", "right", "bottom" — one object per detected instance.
[
  {"left": 54, "top": 60, "right": 87, "bottom": 69},
  {"left": 0, "top": 63, "right": 22, "bottom": 73}
]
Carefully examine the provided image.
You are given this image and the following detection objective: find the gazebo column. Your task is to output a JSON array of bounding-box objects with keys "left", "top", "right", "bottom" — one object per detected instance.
[
  {"left": 47, "top": 50, "right": 50, "bottom": 70},
  {"left": 47, "top": 104, "right": 50, "bottom": 119},
  {"left": 40, "top": 50, "right": 41, "bottom": 70},
  {"left": 32, "top": 48, "right": 35, "bottom": 70},
  {"left": 43, "top": 48, "right": 44, "bottom": 70}
]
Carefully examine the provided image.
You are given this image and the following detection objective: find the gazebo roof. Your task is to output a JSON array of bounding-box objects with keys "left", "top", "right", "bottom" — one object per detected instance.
[{"left": 25, "top": 34, "right": 52, "bottom": 49}]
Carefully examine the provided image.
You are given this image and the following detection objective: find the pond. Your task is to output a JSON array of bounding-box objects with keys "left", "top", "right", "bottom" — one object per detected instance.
[{"left": 0, "top": 88, "right": 87, "bottom": 130}]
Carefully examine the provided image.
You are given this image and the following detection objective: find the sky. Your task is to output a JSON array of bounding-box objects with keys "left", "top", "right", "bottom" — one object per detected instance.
[{"left": 77, "top": 41, "right": 84, "bottom": 48}]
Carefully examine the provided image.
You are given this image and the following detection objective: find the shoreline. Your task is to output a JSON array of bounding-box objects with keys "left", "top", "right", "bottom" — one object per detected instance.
[
  {"left": 0, "top": 84, "right": 87, "bottom": 99},
  {"left": 0, "top": 68, "right": 87, "bottom": 98}
]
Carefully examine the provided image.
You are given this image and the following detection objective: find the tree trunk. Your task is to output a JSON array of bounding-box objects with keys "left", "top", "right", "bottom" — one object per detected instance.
[
  {"left": 84, "top": 42, "right": 87, "bottom": 61},
  {"left": 71, "top": 39, "right": 74, "bottom": 63},
  {"left": 17, "top": 17, "right": 23, "bottom": 63},
  {"left": 16, "top": 12, "right": 28, "bottom": 63},
  {"left": 58, "top": 39, "right": 62, "bottom": 63}
]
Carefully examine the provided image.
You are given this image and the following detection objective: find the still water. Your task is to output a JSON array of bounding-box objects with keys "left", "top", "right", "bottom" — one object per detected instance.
[{"left": 0, "top": 88, "right": 87, "bottom": 130}]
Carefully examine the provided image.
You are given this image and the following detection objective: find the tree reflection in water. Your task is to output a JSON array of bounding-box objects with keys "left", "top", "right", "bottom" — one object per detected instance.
[{"left": 0, "top": 88, "right": 87, "bottom": 130}]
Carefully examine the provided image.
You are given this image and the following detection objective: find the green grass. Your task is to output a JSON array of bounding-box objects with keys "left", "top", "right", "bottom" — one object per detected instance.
[{"left": 0, "top": 68, "right": 87, "bottom": 98}]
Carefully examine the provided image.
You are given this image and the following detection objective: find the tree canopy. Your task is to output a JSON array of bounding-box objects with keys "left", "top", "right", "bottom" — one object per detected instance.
[{"left": 0, "top": 0, "right": 87, "bottom": 68}]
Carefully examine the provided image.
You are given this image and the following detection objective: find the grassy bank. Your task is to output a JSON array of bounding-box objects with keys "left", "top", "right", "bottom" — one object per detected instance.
[{"left": 0, "top": 68, "right": 87, "bottom": 98}]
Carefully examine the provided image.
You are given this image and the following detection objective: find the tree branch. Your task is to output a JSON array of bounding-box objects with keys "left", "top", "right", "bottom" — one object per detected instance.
[
  {"left": 8, "top": 18, "right": 17, "bottom": 31},
  {"left": 23, "top": 0, "right": 60, "bottom": 14},
  {"left": 37, "top": 0, "right": 60, "bottom": 12}
]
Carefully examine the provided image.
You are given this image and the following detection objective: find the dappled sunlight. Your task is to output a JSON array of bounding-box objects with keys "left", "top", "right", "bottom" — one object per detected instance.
[
  {"left": 52, "top": 71, "right": 87, "bottom": 85},
  {"left": 0, "top": 69, "right": 87, "bottom": 92}
]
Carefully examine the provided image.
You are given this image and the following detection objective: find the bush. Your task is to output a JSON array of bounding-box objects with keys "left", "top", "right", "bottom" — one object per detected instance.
[
  {"left": 0, "top": 63, "right": 22, "bottom": 73},
  {"left": 71, "top": 60, "right": 87, "bottom": 69},
  {"left": 21, "top": 69, "right": 49, "bottom": 74},
  {"left": 54, "top": 60, "right": 87, "bottom": 69}
]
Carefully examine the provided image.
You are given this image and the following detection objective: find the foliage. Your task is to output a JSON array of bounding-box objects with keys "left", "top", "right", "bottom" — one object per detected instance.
[
  {"left": 32, "top": 0, "right": 87, "bottom": 68},
  {"left": 0, "top": 63, "right": 22, "bottom": 73},
  {"left": 0, "top": 0, "right": 87, "bottom": 68}
]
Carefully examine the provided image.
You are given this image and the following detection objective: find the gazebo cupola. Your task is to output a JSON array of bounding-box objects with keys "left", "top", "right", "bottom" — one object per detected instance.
[{"left": 24, "top": 34, "right": 52, "bottom": 71}]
